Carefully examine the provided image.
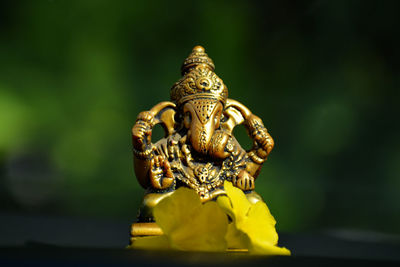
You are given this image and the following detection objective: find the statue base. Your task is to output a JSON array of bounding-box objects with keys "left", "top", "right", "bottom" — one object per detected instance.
[
  {"left": 130, "top": 222, "right": 163, "bottom": 243},
  {"left": 130, "top": 222, "right": 248, "bottom": 252}
]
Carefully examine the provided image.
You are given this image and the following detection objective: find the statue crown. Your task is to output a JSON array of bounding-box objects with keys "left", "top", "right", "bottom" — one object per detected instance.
[
  {"left": 171, "top": 45, "right": 228, "bottom": 107},
  {"left": 181, "top": 45, "right": 215, "bottom": 75}
]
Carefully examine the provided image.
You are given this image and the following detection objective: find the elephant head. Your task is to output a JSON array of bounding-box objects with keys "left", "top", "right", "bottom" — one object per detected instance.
[
  {"left": 169, "top": 46, "right": 232, "bottom": 158},
  {"left": 182, "top": 98, "right": 223, "bottom": 155}
]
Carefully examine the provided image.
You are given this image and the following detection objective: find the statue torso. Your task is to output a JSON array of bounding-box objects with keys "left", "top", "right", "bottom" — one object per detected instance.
[{"left": 153, "top": 132, "right": 247, "bottom": 200}]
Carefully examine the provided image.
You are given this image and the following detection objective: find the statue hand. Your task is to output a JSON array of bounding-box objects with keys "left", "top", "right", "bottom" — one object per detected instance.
[
  {"left": 246, "top": 114, "right": 274, "bottom": 155},
  {"left": 132, "top": 111, "right": 154, "bottom": 151},
  {"left": 233, "top": 170, "right": 255, "bottom": 191},
  {"left": 254, "top": 129, "right": 274, "bottom": 155},
  {"left": 150, "top": 155, "right": 174, "bottom": 189},
  {"left": 245, "top": 114, "right": 265, "bottom": 136}
]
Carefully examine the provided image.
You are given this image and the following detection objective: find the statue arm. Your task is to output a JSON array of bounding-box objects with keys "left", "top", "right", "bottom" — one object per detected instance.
[
  {"left": 223, "top": 99, "right": 274, "bottom": 178},
  {"left": 132, "top": 101, "right": 177, "bottom": 189},
  {"left": 245, "top": 114, "right": 274, "bottom": 177},
  {"left": 132, "top": 111, "right": 155, "bottom": 188}
]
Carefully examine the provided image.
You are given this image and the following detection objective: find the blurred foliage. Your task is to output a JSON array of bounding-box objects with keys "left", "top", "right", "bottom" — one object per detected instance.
[{"left": 0, "top": 0, "right": 399, "bottom": 234}]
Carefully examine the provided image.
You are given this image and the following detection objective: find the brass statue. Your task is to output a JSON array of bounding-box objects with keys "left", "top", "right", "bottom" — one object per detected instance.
[{"left": 131, "top": 46, "right": 274, "bottom": 237}]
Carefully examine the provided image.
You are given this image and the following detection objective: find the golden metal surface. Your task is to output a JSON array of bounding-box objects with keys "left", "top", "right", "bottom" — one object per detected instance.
[
  {"left": 131, "top": 45, "right": 274, "bottom": 233},
  {"left": 131, "top": 222, "right": 163, "bottom": 237}
]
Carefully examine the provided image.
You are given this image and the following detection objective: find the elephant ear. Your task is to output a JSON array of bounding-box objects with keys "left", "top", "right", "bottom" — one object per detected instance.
[
  {"left": 149, "top": 101, "right": 177, "bottom": 137},
  {"left": 220, "top": 99, "right": 252, "bottom": 134}
]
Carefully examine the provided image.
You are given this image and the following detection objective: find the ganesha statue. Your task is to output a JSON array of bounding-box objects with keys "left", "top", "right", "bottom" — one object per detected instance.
[{"left": 131, "top": 46, "right": 274, "bottom": 237}]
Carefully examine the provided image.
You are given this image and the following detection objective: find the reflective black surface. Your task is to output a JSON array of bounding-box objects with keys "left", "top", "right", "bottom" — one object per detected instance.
[{"left": 1, "top": 213, "right": 399, "bottom": 266}]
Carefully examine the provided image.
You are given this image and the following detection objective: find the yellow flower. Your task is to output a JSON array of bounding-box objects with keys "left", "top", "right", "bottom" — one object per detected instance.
[
  {"left": 132, "top": 187, "right": 228, "bottom": 252},
  {"left": 217, "top": 181, "right": 291, "bottom": 255},
  {"left": 131, "top": 181, "right": 290, "bottom": 256}
]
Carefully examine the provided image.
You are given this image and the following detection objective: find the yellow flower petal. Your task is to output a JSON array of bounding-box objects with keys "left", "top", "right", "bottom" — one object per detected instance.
[
  {"left": 242, "top": 201, "right": 290, "bottom": 255},
  {"left": 217, "top": 181, "right": 251, "bottom": 223},
  {"left": 250, "top": 242, "right": 291, "bottom": 256},
  {"left": 130, "top": 181, "right": 290, "bottom": 255},
  {"left": 218, "top": 181, "right": 291, "bottom": 256},
  {"left": 153, "top": 187, "right": 228, "bottom": 252},
  {"left": 153, "top": 187, "right": 201, "bottom": 235},
  {"left": 241, "top": 201, "right": 278, "bottom": 246},
  {"left": 215, "top": 195, "right": 234, "bottom": 218},
  {"left": 225, "top": 222, "right": 249, "bottom": 249}
]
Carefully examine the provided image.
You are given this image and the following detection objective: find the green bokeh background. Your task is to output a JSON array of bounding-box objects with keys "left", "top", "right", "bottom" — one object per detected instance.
[{"left": 0, "top": 0, "right": 399, "bottom": 234}]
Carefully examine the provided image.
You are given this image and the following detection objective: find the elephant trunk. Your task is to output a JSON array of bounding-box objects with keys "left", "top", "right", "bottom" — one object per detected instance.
[{"left": 189, "top": 120, "right": 214, "bottom": 155}]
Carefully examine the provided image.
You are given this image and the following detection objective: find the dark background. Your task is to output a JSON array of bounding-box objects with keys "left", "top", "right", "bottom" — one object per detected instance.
[{"left": 0, "top": 0, "right": 399, "bottom": 250}]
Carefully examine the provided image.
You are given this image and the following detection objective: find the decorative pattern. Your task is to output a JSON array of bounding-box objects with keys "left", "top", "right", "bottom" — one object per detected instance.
[{"left": 170, "top": 66, "right": 228, "bottom": 106}]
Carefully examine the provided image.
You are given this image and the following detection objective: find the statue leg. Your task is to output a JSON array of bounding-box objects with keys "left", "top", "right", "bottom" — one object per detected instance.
[{"left": 137, "top": 191, "right": 174, "bottom": 222}]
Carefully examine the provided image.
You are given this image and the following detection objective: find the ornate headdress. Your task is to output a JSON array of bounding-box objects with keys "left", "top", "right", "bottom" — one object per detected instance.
[{"left": 170, "top": 46, "right": 228, "bottom": 107}]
